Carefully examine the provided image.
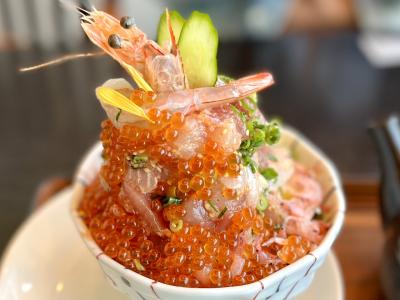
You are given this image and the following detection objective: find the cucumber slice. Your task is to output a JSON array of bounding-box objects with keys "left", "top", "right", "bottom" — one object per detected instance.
[
  {"left": 157, "top": 10, "right": 186, "bottom": 49},
  {"left": 178, "top": 11, "right": 218, "bottom": 88}
]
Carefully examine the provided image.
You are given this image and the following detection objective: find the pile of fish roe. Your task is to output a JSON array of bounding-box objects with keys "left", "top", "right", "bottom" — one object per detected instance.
[{"left": 79, "top": 90, "right": 328, "bottom": 288}]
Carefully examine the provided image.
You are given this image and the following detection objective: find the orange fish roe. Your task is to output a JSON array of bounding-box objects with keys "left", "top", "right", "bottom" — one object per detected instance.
[
  {"left": 79, "top": 114, "right": 317, "bottom": 288},
  {"left": 80, "top": 180, "right": 313, "bottom": 288}
]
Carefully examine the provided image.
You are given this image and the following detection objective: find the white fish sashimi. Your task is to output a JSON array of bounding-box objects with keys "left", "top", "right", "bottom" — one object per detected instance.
[{"left": 172, "top": 116, "right": 206, "bottom": 159}]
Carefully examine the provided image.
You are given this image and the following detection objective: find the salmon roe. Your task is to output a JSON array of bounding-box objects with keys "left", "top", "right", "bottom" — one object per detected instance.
[{"left": 79, "top": 110, "right": 316, "bottom": 288}]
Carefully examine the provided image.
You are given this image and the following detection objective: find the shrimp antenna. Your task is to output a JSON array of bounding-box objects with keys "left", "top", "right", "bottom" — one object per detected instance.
[
  {"left": 165, "top": 8, "right": 177, "bottom": 55},
  {"left": 19, "top": 51, "right": 104, "bottom": 72},
  {"left": 59, "top": 0, "right": 93, "bottom": 18}
]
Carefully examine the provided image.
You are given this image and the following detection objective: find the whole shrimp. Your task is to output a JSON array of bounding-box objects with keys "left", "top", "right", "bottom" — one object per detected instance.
[
  {"left": 99, "top": 72, "right": 274, "bottom": 127},
  {"left": 81, "top": 9, "right": 274, "bottom": 122}
]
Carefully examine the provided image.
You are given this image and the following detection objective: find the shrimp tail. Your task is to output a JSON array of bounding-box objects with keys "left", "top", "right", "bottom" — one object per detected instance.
[{"left": 197, "top": 72, "right": 274, "bottom": 109}]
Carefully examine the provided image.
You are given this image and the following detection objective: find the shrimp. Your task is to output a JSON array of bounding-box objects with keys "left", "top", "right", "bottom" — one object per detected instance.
[
  {"left": 279, "top": 164, "right": 323, "bottom": 219},
  {"left": 144, "top": 54, "right": 186, "bottom": 92},
  {"left": 83, "top": 9, "right": 274, "bottom": 122},
  {"left": 267, "top": 164, "right": 325, "bottom": 242},
  {"left": 285, "top": 218, "right": 328, "bottom": 244},
  {"left": 81, "top": 9, "right": 185, "bottom": 93},
  {"left": 81, "top": 10, "right": 160, "bottom": 73},
  {"left": 153, "top": 72, "right": 274, "bottom": 113}
]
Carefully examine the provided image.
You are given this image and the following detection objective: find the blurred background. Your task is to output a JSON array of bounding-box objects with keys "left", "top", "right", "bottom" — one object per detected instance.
[{"left": 1, "top": 0, "right": 400, "bottom": 299}]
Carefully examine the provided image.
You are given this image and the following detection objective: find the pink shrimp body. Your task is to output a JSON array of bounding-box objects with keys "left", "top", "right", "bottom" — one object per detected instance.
[{"left": 154, "top": 72, "right": 274, "bottom": 113}]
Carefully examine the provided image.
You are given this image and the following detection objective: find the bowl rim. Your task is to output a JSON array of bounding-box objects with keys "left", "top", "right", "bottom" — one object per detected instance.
[{"left": 70, "top": 126, "right": 346, "bottom": 295}]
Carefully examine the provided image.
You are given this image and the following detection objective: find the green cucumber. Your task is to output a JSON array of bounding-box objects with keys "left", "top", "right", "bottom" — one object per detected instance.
[
  {"left": 157, "top": 10, "right": 186, "bottom": 49},
  {"left": 178, "top": 11, "right": 218, "bottom": 88}
]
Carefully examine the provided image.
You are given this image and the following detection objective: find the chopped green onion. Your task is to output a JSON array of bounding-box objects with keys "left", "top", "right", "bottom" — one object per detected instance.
[
  {"left": 240, "top": 99, "right": 255, "bottom": 115},
  {"left": 252, "top": 128, "right": 266, "bottom": 147},
  {"left": 218, "top": 206, "right": 228, "bottom": 218},
  {"left": 265, "top": 122, "right": 281, "bottom": 145},
  {"left": 274, "top": 224, "right": 283, "bottom": 231},
  {"left": 246, "top": 120, "right": 255, "bottom": 133},
  {"left": 169, "top": 219, "right": 183, "bottom": 232},
  {"left": 207, "top": 200, "right": 219, "bottom": 213},
  {"left": 162, "top": 196, "right": 182, "bottom": 207},
  {"left": 218, "top": 74, "right": 234, "bottom": 84},
  {"left": 115, "top": 108, "right": 122, "bottom": 121},
  {"left": 247, "top": 93, "right": 258, "bottom": 104},
  {"left": 230, "top": 105, "right": 247, "bottom": 122},
  {"left": 133, "top": 259, "right": 145, "bottom": 271},
  {"left": 256, "top": 194, "right": 269, "bottom": 214},
  {"left": 240, "top": 139, "right": 251, "bottom": 150},
  {"left": 260, "top": 167, "right": 278, "bottom": 182},
  {"left": 249, "top": 160, "right": 257, "bottom": 173},
  {"left": 129, "top": 154, "right": 148, "bottom": 169},
  {"left": 253, "top": 120, "right": 266, "bottom": 130}
]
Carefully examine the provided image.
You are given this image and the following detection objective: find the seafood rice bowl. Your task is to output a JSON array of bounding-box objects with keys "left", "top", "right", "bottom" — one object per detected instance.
[{"left": 69, "top": 6, "right": 345, "bottom": 300}]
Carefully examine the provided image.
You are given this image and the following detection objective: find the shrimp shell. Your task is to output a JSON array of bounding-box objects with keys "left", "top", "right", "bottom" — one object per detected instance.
[
  {"left": 154, "top": 72, "right": 274, "bottom": 113},
  {"left": 81, "top": 10, "right": 165, "bottom": 75}
]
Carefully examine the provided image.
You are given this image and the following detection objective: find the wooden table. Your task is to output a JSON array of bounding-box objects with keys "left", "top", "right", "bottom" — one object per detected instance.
[{"left": 334, "top": 182, "right": 386, "bottom": 300}]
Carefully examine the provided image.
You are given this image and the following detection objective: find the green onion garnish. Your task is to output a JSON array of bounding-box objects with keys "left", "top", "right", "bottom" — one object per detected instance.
[
  {"left": 116, "top": 108, "right": 122, "bottom": 121},
  {"left": 129, "top": 154, "right": 148, "bottom": 169},
  {"left": 169, "top": 219, "right": 183, "bottom": 232},
  {"left": 133, "top": 259, "right": 145, "bottom": 271},
  {"left": 218, "top": 206, "right": 228, "bottom": 218},
  {"left": 230, "top": 105, "right": 247, "bottom": 122},
  {"left": 162, "top": 196, "right": 182, "bottom": 207},
  {"left": 265, "top": 122, "right": 280, "bottom": 145},
  {"left": 207, "top": 200, "right": 219, "bottom": 213},
  {"left": 252, "top": 128, "right": 266, "bottom": 147},
  {"left": 247, "top": 93, "right": 258, "bottom": 104},
  {"left": 256, "top": 194, "right": 269, "bottom": 214},
  {"left": 260, "top": 167, "right": 278, "bottom": 182},
  {"left": 240, "top": 98, "right": 255, "bottom": 115}
]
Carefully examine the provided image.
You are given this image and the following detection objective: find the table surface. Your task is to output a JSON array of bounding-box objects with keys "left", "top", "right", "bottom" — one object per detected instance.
[
  {"left": 335, "top": 182, "right": 386, "bottom": 300},
  {"left": 0, "top": 31, "right": 399, "bottom": 299}
]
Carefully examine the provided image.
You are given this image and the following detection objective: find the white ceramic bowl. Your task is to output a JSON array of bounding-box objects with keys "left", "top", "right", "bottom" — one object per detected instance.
[{"left": 71, "top": 127, "right": 346, "bottom": 300}]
